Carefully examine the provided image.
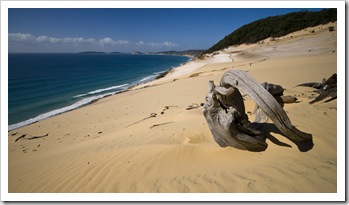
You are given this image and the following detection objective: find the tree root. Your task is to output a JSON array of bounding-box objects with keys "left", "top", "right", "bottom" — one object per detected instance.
[
  {"left": 125, "top": 113, "right": 157, "bottom": 128},
  {"left": 15, "top": 133, "right": 49, "bottom": 142},
  {"left": 149, "top": 121, "right": 174, "bottom": 129}
]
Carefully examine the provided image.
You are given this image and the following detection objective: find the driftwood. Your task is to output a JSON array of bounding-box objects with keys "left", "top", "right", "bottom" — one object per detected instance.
[
  {"left": 15, "top": 133, "right": 49, "bottom": 142},
  {"left": 149, "top": 122, "right": 174, "bottom": 129},
  {"left": 15, "top": 134, "right": 27, "bottom": 142},
  {"left": 26, "top": 133, "right": 49, "bottom": 140},
  {"left": 125, "top": 113, "right": 157, "bottom": 128},
  {"left": 253, "top": 82, "right": 298, "bottom": 123},
  {"left": 279, "top": 95, "right": 298, "bottom": 103},
  {"left": 297, "top": 73, "right": 337, "bottom": 104},
  {"left": 254, "top": 82, "right": 283, "bottom": 123},
  {"left": 203, "top": 70, "right": 312, "bottom": 152},
  {"left": 261, "top": 82, "right": 284, "bottom": 96},
  {"left": 186, "top": 103, "right": 200, "bottom": 110}
]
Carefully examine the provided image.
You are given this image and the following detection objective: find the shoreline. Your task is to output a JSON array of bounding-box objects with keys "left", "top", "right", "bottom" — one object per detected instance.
[
  {"left": 8, "top": 55, "right": 194, "bottom": 131},
  {"left": 8, "top": 22, "right": 337, "bottom": 132}
]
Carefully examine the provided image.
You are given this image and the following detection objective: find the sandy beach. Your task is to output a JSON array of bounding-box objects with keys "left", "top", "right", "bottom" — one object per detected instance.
[{"left": 7, "top": 22, "right": 340, "bottom": 195}]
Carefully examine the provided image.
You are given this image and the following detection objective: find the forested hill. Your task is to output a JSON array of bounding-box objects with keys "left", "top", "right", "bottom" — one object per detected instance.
[{"left": 204, "top": 8, "right": 336, "bottom": 54}]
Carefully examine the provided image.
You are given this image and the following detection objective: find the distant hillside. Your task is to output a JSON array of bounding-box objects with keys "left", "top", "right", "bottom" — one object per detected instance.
[
  {"left": 79, "top": 51, "right": 106, "bottom": 54},
  {"left": 77, "top": 50, "right": 204, "bottom": 57},
  {"left": 152, "top": 50, "right": 205, "bottom": 58},
  {"left": 204, "top": 8, "right": 336, "bottom": 55},
  {"left": 132, "top": 51, "right": 143, "bottom": 54}
]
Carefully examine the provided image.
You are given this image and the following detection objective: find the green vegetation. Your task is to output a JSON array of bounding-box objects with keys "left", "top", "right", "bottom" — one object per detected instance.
[
  {"left": 204, "top": 8, "right": 336, "bottom": 55},
  {"left": 155, "top": 69, "right": 171, "bottom": 79}
]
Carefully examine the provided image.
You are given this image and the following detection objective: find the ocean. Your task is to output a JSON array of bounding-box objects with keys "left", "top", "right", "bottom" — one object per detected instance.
[{"left": 8, "top": 53, "right": 190, "bottom": 130}]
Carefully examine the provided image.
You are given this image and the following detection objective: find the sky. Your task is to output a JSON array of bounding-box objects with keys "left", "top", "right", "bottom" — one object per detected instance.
[{"left": 8, "top": 8, "right": 324, "bottom": 53}]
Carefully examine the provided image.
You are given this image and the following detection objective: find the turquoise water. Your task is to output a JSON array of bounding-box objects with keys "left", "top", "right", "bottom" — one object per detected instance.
[{"left": 8, "top": 53, "right": 190, "bottom": 130}]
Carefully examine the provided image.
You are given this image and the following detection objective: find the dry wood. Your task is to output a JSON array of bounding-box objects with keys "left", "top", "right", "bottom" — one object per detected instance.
[
  {"left": 280, "top": 95, "right": 298, "bottom": 103},
  {"left": 261, "top": 82, "right": 284, "bottom": 96},
  {"left": 26, "top": 133, "right": 49, "bottom": 140},
  {"left": 149, "top": 122, "right": 174, "bottom": 129},
  {"left": 125, "top": 113, "right": 157, "bottom": 128},
  {"left": 253, "top": 82, "right": 286, "bottom": 123},
  {"left": 221, "top": 70, "right": 312, "bottom": 142},
  {"left": 203, "top": 81, "right": 267, "bottom": 152},
  {"left": 297, "top": 73, "right": 337, "bottom": 104},
  {"left": 203, "top": 70, "right": 312, "bottom": 151},
  {"left": 15, "top": 134, "right": 27, "bottom": 142},
  {"left": 186, "top": 103, "right": 200, "bottom": 110},
  {"left": 253, "top": 83, "right": 297, "bottom": 123},
  {"left": 15, "top": 133, "right": 49, "bottom": 142}
]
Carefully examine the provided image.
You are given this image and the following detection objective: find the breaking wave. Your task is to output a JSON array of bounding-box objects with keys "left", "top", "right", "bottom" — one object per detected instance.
[
  {"left": 74, "top": 83, "right": 129, "bottom": 98},
  {"left": 8, "top": 92, "right": 116, "bottom": 131}
]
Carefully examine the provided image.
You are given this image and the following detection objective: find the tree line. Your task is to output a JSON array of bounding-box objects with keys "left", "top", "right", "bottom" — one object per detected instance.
[{"left": 203, "top": 8, "right": 336, "bottom": 55}]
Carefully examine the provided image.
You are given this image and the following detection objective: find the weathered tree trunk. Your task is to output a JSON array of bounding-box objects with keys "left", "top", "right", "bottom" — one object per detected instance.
[
  {"left": 203, "top": 70, "right": 312, "bottom": 152},
  {"left": 297, "top": 73, "right": 337, "bottom": 104},
  {"left": 253, "top": 82, "right": 298, "bottom": 123},
  {"left": 253, "top": 82, "right": 284, "bottom": 123}
]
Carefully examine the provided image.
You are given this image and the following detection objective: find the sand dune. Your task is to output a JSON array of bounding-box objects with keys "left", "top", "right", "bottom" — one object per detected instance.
[{"left": 7, "top": 22, "right": 339, "bottom": 196}]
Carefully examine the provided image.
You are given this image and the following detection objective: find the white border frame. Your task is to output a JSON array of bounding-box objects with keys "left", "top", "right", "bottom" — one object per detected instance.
[{"left": 1, "top": 0, "right": 346, "bottom": 202}]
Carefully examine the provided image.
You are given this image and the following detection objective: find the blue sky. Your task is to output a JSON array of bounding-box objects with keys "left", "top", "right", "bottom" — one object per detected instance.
[{"left": 8, "top": 8, "right": 324, "bottom": 53}]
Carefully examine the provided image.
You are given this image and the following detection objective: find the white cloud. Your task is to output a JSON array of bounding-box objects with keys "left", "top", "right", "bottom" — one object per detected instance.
[
  {"left": 136, "top": 41, "right": 145, "bottom": 46},
  {"left": 9, "top": 33, "right": 35, "bottom": 43},
  {"left": 9, "top": 33, "right": 97, "bottom": 46},
  {"left": 36, "top": 35, "right": 49, "bottom": 43},
  {"left": 147, "top": 41, "right": 178, "bottom": 48},
  {"left": 8, "top": 33, "right": 179, "bottom": 51},
  {"left": 99, "top": 37, "right": 129, "bottom": 46},
  {"left": 99, "top": 37, "right": 113, "bottom": 45},
  {"left": 62, "top": 37, "right": 93, "bottom": 45},
  {"left": 162, "top": 41, "right": 178, "bottom": 47}
]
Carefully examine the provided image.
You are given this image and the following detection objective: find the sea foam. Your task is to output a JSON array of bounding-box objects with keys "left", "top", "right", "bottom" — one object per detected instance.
[
  {"left": 9, "top": 91, "right": 116, "bottom": 131},
  {"left": 9, "top": 53, "right": 190, "bottom": 130},
  {"left": 139, "top": 75, "right": 157, "bottom": 82},
  {"left": 74, "top": 83, "right": 129, "bottom": 98}
]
